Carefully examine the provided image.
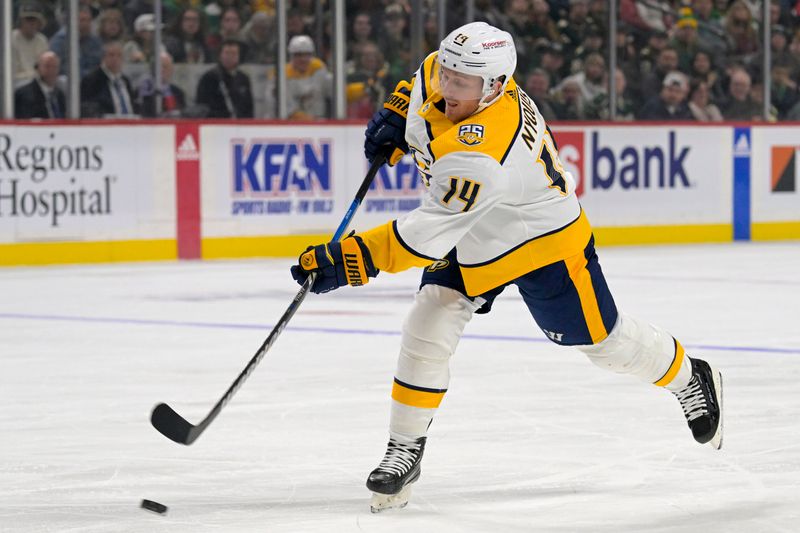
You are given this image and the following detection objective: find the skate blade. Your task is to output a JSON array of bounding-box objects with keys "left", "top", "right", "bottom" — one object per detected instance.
[
  {"left": 370, "top": 485, "right": 412, "bottom": 513},
  {"left": 710, "top": 368, "right": 723, "bottom": 450}
]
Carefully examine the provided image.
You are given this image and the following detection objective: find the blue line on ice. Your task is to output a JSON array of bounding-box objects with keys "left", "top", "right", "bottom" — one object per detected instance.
[{"left": 1, "top": 312, "right": 798, "bottom": 355}]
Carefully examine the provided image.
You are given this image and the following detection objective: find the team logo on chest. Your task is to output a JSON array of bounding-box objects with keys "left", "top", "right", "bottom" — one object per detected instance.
[{"left": 457, "top": 124, "right": 485, "bottom": 146}]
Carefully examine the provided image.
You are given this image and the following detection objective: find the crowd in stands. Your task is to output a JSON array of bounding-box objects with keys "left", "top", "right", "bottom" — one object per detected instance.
[{"left": 9, "top": 0, "right": 800, "bottom": 121}]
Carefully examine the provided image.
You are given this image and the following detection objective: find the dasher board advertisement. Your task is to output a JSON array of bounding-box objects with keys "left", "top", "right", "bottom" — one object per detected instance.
[{"left": 0, "top": 125, "right": 176, "bottom": 243}]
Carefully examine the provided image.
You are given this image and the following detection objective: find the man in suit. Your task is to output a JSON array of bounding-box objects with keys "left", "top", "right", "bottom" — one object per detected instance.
[
  {"left": 80, "top": 41, "right": 137, "bottom": 118},
  {"left": 195, "top": 39, "right": 253, "bottom": 118},
  {"left": 14, "top": 51, "right": 66, "bottom": 119},
  {"left": 135, "top": 52, "right": 186, "bottom": 117}
]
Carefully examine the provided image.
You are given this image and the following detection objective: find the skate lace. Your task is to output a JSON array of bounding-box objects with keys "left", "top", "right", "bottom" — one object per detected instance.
[
  {"left": 375, "top": 440, "right": 420, "bottom": 477},
  {"left": 673, "top": 376, "right": 708, "bottom": 422}
]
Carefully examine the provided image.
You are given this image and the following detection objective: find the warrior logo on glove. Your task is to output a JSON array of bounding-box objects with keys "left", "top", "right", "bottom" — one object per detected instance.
[{"left": 292, "top": 235, "right": 379, "bottom": 294}]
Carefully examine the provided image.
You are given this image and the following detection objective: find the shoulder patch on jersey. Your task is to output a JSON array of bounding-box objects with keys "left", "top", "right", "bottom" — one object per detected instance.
[
  {"left": 456, "top": 124, "right": 485, "bottom": 146},
  {"left": 429, "top": 78, "right": 522, "bottom": 164}
]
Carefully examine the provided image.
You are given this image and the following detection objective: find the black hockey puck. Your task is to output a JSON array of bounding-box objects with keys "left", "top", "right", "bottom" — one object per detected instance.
[{"left": 141, "top": 499, "right": 168, "bottom": 514}]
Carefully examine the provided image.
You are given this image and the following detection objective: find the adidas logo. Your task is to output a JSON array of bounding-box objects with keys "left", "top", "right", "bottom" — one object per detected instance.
[{"left": 177, "top": 133, "right": 199, "bottom": 161}]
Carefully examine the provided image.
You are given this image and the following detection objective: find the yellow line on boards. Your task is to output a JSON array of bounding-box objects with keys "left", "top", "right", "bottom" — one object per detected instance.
[{"left": 0, "top": 239, "right": 177, "bottom": 266}]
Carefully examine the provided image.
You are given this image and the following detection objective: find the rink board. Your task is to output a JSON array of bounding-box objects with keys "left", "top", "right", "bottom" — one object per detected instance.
[{"left": 0, "top": 121, "right": 798, "bottom": 265}]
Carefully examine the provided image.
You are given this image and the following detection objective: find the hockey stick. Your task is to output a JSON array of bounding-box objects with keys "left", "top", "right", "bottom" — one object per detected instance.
[{"left": 151, "top": 152, "right": 388, "bottom": 445}]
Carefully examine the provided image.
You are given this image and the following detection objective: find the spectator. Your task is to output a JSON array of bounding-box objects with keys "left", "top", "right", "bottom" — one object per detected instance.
[
  {"left": 348, "top": 12, "right": 374, "bottom": 60},
  {"left": 785, "top": 98, "right": 800, "bottom": 120},
  {"left": 80, "top": 41, "right": 137, "bottom": 117},
  {"left": 692, "top": 0, "right": 728, "bottom": 59},
  {"left": 637, "top": 30, "right": 669, "bottom": 79},
  {"left": 524, "top": 68, "right": 558, "bottom": 122},
  {"left": 569, "top": 24, "right": 605, "bottom": 74},
  {"left": 529, "top": 1, "right": 561, "bottom": 56},
  {"left": 504, "top": 0, "right": 534, "bottom": 72},
  {"left": 723, "top": 0, "right": 760, "bottom": 65},
  {"left": 123, "top": 0, "right": 164, "bottom": 34},
  {"left": 538, "top": 42, "right": 567, "bottom": 88},
  {"left": 207, "top": 7, "right": 248, "bottom": 61},
  {"left": 12, "top": 3, "right": 49, "bottom": 85},
  {"left": 266, "top": 35, "right": 332, "bottom": 120},
  {"left": 769, "top": 25, "right": 800, "bottom": 77},
  {"left": 639, "top": 46, "right": 679, "bottom": 100},
  {"left": 638, "top": 71, "right": 693, "bottom": 120},
  {"left": 378, "top": 4, "right": 411, "bottom": 90},
  {"left": 688, "top": 79, "right": 723, "bottom": 121},
  {"left": 559, "top": 0, "right": 591, "bottom": 57},
  {"left": 621, "top": 0, "right": 672, "bottom": 33},
  {"left": 14, "top": 51, "right": 65, "bottom": 119},
  {"left": 97, "top": 8, "right": 127, "bottom": 44},
  {"left": 586, "top": 68, "right": 636, "bottom": 120},
  {"left": 240, "top": 11, "right": 276, "bottom": 64},
  {"left": 346, "top": 41, "right": 389, "bottom": 119},
  {"left": 473, "top": 0, "right": 510, "bottom": 31},
  {"left": 287, "top": 8, "right": 308, "bottom": 40},
  {"left": 770, "top": 65, "right": 799, "bottom": 118},
  {"left": 123, "top": 14, "right": 165, "bottom": 64},
  {"left": 671, "top": 8, "right": 707, "bottom": 73},
  {"left": 196, "top": 39, "right": 253, "bottom": 118},
  {"left": 558, "top": 52, "right": 607, "bottom": 103},
  {"left": 615, "top": 23, "right": 640, "bottom": 85},
  {"left": 720, "top": 67, "right": 762, "bottom": 120},
  {"left": 135, "top": 52, "right": 186, "bottom": 117},
  {"left": 50, "top": 6, "right": 103, "bottom": 77},
  {"left": 165, "top": 8, "right": 210, "bottom": 64},
  {"left": 552, "top": 78, "right": 587, "bottom": 120}
]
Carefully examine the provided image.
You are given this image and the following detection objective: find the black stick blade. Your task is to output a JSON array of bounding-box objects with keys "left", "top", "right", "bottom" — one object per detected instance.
[{"left": 151, "top": 403, "right": 197, "bottom": 445}]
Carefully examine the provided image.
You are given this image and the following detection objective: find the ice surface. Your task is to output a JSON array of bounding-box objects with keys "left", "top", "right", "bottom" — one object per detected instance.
[{"left": 1, "top": 242, "right": 799, "bottom": 532}]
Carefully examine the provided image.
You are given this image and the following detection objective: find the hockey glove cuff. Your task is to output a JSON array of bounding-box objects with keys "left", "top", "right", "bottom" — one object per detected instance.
[
  {"left": 364, "top": 79, "right": 413, "bottom": 166},
  {"left": 291, "top": 235, "right": 379, "bottom": 294}
]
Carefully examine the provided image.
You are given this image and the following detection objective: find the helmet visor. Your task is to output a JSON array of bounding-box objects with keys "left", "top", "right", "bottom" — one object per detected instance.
[{"left": 429, "top": 59, "right": 486, "bottom": 101}]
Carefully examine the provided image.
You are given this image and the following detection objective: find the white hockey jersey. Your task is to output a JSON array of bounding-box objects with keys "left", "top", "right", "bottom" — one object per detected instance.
[{"left": 359, "top": 52, "right": 591, "bottom": 296}]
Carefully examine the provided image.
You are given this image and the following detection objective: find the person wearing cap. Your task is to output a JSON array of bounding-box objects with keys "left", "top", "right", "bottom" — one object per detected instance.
[
  {"left": 123, "top": 13, "right": 167, "bottom": 63},
  {"left": 12, "top": 3, "right": 49, "bottom": 85},
  {"left": 638, "top": 70, "right": 693, "bottom": 120},
  {"left": 670, "top": 7, "right": 710, "bottom": 73},
  {"left": 196, "top": 39, "right": 253, "bottom": 118},
  {"left": 266, "top": 35, "right": 332, "bottom": 119},
  {"left": 14, "top": 51, "right": 66, "bottom": 119}
]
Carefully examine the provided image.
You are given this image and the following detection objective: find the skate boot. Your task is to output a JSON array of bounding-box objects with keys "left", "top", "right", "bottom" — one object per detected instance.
[
  {"left": 673, "top": 358, "right": 723, "bottom": 449},
  {"left": 366, "top": 436, "right": 426, "bottom": 513}
]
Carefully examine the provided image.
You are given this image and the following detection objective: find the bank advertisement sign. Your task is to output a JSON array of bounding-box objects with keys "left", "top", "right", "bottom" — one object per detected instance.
[
  {"left": 0, "top": 125, "right": 175, "bottom": 243},
  {"left": 553, "top": 126, "right": 733, "bottom": 226}
]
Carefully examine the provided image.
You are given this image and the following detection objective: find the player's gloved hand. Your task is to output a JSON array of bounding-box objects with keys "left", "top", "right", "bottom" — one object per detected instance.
[
  {"left": 364, "top": 79, "right": 413, "bottom": 166},
  {"left": 290, "top": 234, "right": 379, "bottom": 294}
]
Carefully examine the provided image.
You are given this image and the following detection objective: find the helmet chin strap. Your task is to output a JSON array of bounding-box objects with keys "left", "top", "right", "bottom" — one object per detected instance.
[{"left": 472, "top": 82, "right": 505, "bottom": 115}]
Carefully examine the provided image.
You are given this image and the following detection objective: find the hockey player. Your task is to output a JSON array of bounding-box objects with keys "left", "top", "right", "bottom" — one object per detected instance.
[{"left": 291, "top": 22, "right": 723, "bottom": 513}]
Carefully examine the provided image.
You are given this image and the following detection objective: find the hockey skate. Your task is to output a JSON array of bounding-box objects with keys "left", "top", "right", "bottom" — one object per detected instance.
[
  {"left": 366, "top": 436, "right": 426, "bottom": 513},
  {"left": 673, "top": 358, "right": 723, "bottom": 449}
]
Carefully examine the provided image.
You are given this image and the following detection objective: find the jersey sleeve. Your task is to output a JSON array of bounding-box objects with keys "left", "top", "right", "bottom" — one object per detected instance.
[{"left": 359, "top": 151, "right": 508, "bottom": 273}]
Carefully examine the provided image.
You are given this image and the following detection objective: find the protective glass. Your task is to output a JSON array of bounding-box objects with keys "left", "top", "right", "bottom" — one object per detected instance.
[{"left": 429, "top": 59, "right": 485, "bottom": 101}]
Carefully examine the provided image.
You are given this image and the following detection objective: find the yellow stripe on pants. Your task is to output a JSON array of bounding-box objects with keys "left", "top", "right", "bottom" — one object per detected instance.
[
  {"left": 391, "top": 380, "right": 446, "bottom": 409},
  {"left": 654, "top": 339, "right": 685, "bottom": 387},
  {"left": 564, "top": 252, "right": 609, "bottom": 344}
]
